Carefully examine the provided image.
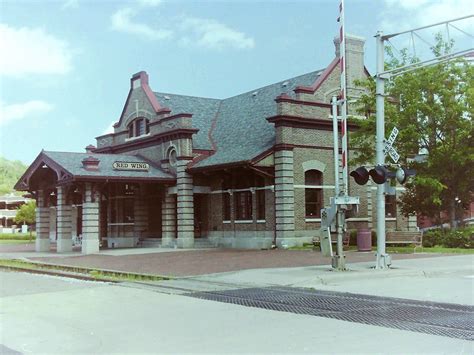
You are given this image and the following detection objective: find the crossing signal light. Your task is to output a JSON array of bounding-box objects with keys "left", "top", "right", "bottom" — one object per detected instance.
[
  {"left": 369, "top": 166, "right": 390, "bottom": 184},
  {"left": 350, "top": 166, "right": 369, "bottom": 185},
  {"left": 350, "top": 165, "right": 416, "bottom": 185},
  {"left": 395, "top": 167, "right": 416, "bottom": 184}
]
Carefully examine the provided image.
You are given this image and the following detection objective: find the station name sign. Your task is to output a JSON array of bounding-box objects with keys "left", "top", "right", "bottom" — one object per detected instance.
[{"left": 112, "top": 161, "right": 150, "bottom": 171}]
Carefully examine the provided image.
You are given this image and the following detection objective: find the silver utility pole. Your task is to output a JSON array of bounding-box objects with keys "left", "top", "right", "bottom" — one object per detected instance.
[
  {"left": 375, "top": 31, "right": 389, "bottom": 269},
  {"left": 331, "top": 95, "right": 346, "bottom": 270},
  {"left": 332, "top": 96, "right": 340, "bottom": 197},
  {"left": 373, "top": 15, "right": 472, "bottom": 269}
]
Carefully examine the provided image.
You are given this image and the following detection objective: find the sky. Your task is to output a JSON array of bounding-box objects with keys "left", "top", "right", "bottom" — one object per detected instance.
[{"left": 1, "top": 0, "right": 473, "bottom": 165}]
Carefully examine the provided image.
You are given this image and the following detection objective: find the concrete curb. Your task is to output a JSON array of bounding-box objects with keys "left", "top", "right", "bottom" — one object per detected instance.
[
  {"left": 0, "top": 265, "right": 117, "bottom": 283},
  {"left": 0, "top": 258, "right": 171, "bottom": 282}
]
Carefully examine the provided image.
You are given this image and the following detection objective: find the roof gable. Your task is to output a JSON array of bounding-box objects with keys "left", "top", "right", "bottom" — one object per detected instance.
[{"left": 15, "top": 151, "right": 174, "bottom": 190}]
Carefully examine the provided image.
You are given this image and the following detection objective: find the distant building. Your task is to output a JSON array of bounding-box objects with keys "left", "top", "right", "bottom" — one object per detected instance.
[
  {"left": 16, "top": 34, "right": 416, "bottom": 254},
  {"left": 0, "top": 194, "right": 31, "bottom": 233}
]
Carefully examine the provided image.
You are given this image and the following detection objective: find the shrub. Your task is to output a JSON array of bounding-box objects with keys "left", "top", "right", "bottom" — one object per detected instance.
[{"left": 423, "top": 227, "right": 473, "bottom": 249}]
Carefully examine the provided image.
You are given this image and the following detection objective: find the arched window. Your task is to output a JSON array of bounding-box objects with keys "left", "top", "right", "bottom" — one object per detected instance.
[
  {"left": 305, "top": 170, "right": 323, "bottom": 218},
  {"left": 128, "top": 118, "right": 150, "bottom": 138}
]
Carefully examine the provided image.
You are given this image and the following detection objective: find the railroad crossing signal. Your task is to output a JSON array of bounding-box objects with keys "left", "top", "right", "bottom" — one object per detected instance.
[
  {"left": 384, "top": 127, "right": 400, "bottom": 163},
  {"left": 350, "top": 165, "right": 415, "bottom": 185}
]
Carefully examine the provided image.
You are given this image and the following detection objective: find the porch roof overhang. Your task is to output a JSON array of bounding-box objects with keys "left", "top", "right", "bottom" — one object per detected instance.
[{"left": 15, "top": 150, "right": 175, "bottom": 191}]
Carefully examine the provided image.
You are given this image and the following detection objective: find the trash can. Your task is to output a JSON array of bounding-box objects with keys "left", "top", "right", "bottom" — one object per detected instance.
[{"left": 357, "top": 228, "right": 372, "bottom": 251}]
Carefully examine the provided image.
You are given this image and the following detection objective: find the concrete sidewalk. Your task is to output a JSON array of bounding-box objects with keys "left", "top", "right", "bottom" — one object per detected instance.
[
  {"left": 186, "top": 254, "right": 474, "bottom": 305},
  {"left": 2, "top": 243, "right": 472, "bottom": 305}
]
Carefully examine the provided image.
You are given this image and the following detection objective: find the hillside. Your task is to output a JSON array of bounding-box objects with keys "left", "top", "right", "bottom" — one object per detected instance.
[{"left": 0, "top": 156, "right": 28, "bottom": 195}]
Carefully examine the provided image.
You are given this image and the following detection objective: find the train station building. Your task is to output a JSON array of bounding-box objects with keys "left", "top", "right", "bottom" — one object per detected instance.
[{"left": 15, "top": 35, "right": 416, "bottom": 254}]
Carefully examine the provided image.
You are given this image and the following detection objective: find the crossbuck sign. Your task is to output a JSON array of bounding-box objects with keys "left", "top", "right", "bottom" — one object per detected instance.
[{"left": 384, "top": 127, "right": 400, "bottom": 163}]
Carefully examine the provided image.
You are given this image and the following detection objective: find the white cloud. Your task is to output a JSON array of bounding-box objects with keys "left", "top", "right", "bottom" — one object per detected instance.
[
  {"left": 0, "top": 100, "right": 54, "bottom": 126},
  {"left": 382, "top": 0, "right": 474, "bottom": 31},
  {"left": 0, "top": 24, "right": 73, "bottom": 77},
  {"left": 110, "top": 5, "right": 172, "bottom": 41},
  {"left": 110, "top": 7, "right": 172, "bottom": 40},
  {"left": 102, "top": 121, "right": 116, "bottom": 135},
  {"left": 180, "top": 16, "right": 255, "bottom": 50},
  {"left": 109, "top": 3, "right": 255, "bottom": 50}
]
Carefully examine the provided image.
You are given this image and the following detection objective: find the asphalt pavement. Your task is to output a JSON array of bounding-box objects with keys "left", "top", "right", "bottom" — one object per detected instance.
[{"left": 0, "top": 251, "right": 473, "bottom": 354}]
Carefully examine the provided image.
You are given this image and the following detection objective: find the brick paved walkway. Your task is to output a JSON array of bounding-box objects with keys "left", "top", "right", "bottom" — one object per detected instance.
[{"left": 27, "top": 248, "right": 442, "bottom": 277}]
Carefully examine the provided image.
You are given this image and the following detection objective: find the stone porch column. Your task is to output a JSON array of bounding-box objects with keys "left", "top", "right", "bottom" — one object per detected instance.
[
  {"left": 162, "top": 188, "right": 176, "bottom": 247},
  {"left": 82, "top": 183, "right": 100, "bottom": 254},
  {"left": 57, "top": 186, "right": 73, "bottom": 252},
  {"left": 35, "top": 190, "right": 51, "bottom": 252},
  {"left": 176, "top": 159, "right": 194, "bottom": 248},
  {"left": 274, "top": 147, "right": 295, "bottom": 247},
  {"left": 134, "top": 185, "right": 148, "bottom": 243},
  {"left": 71, "top": 206, "right": 78, "bottom": 241},
  {"left": 49, "top": 207, "right": 56, "bottom": 242}
]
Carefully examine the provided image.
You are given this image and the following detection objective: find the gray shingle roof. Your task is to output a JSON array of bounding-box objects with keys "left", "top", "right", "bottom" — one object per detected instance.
[
  {"left": 153, "top": 93, "right": 221, "bottom": 150},
  {"left": 154, "top": 70, "right": 322, "bottom": 169},
  {"left": 43, "top": 151, "right": 174, "bottom": 180}
]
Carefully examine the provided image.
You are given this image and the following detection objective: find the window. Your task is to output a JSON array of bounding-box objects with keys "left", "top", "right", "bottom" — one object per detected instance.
[
  {"left": 234, "top": 191, "right": 252, "bottom": 220},
  {"left": 385, "top": 195, "right": 397, "bottom": 218},
  {"left": 305, "top": 170, "right": 323, "bottom": 218},
  {"left": 127, "top": 118, "right": 150, "bottom": 138},
  {"left": 256, "top": 190, "right": 265, "bottom": 220},
  {"left": 168, "top": 147, "right": 177, "bottom": 167},
  {"left": 223, "top": 193, "right": 231, "bottom": 221}
]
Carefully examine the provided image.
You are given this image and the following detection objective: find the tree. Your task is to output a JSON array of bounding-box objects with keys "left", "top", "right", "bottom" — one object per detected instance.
[
  {"left": 14, "top": 200, "right": 36, "bottom": 226},
  {"left": 0, "top": 156, "right": 27, "bottom": 195},
  {"left": 350, "top": 34, "right": 474, "bottom": 228}
]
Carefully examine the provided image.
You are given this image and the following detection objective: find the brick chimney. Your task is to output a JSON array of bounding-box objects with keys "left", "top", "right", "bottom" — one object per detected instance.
[
  {"left": 82, "top": 156, "right": 100, "bottom": 171},
  {"left": 333, "top": 34, "right": 366, "bottom": 88},
  {"left": 85, "top": 144, "right": 96, "bottom": 153}
]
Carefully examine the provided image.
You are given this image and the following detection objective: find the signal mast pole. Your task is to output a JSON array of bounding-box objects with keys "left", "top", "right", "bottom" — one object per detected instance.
[
  {"left": 374, "top": 15, "right": 473, "bottom": 269},
  {"left": 375, "top": 31, "right": 388, "bottom": 269}
]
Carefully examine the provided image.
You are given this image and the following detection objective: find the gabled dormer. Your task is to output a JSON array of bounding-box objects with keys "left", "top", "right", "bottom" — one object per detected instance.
[{"left": 94, "top": 71, "right": 199, "bottom": 164}]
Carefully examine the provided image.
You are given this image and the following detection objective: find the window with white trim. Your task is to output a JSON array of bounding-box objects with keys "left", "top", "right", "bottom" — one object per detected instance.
[
  {"left": 305, "top": 170, "right": 323, "bottom": 218},
  {"left": 234, "top": 191, "right": 252, "bottom": 220},
  {"left": 127, "top": 118, "right": 150, "bottom": 138}
]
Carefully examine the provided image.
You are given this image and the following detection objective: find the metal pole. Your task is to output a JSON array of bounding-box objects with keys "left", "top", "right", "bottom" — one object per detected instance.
[
  {"left": 339, "top": 0, "right": 349, "bottom": 196},
  {"left": 332, "top": 95, "right": 345, "bottom": 270},
  {"left": 332, "top": 96, "right": 340, "bottom": 197},
  {"left": 375, "top": 31, "right": 389, "bottom": 269}
]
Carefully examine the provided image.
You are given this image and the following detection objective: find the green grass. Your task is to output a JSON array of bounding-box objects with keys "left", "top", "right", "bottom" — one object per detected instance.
[
  {"left": 0, "top": 239, "right": 34, "bottom": 244},
  {"left": 289, "top": 244, "right": 474, "bottom": 254},
  {"left": 0, "top": 259, "right": 169, "bottom": 282},
  {"left": 0, "top": 233, "right": 36, "bottom": 240},
  {"left": 387, "top": 246, "right": 474, "bottom": 254}
]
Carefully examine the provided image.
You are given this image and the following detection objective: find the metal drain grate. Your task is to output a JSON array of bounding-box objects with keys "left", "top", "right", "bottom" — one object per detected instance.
[{"left": 187, "top": 286, "right": 474, "bottom": 340}]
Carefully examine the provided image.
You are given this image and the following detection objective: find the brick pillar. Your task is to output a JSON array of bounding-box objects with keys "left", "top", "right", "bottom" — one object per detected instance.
[
  {"left": 274, "top": 148, "right": 295, "bottom": 247},
  {"left": 49, "top": 207, "right": 56, "bottom": 242},
  {"left": 176, "top": 159, "right": 194, "bottom": 248},
  {"left": 71, "top": 206, "right": 78, "bottom": 241},
  {"left": 57, "top": 186, "right": 73, "bottom": 253},
  {"left": 82, "top": 183, "right": 100, "bottom": 254},
  {"left": 134, "top": 185, "right": 147, "bottom": 243},
  {"left": 35, "top": 190, "right": 51, "bottom": 252},
  {"left": 162, "top": 188, "right": 176, "bottom": 247}
]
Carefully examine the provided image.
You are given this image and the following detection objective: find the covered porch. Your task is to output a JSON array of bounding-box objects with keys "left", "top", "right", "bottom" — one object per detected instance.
[{"left": 15, "top": 151, "right": 178, "bottom": 254}]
